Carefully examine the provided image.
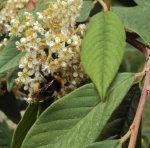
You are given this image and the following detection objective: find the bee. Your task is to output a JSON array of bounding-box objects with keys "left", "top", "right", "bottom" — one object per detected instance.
[{"left": 30, "top": 72, "right": 64, "bottom": 102}]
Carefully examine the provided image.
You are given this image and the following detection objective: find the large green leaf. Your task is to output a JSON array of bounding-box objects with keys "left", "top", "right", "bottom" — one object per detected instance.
[
  {"left": 37, "top": 98, "right": 55, "bottom": 116},
  {"left": 77, "top": 0, "right": 95, "bottom": 22},
  {"left": 0, "top": 121, "right": 13, "bottom": 148},
  {"left": 86, "top": 140, "right": 121, "bottom": 148},
  {"left": 21, "top": 73, "right": 134, "bottom": 148},
  {"left": 0, "top": 37, "right": 24, "bottom": 74},
  {"left": 0, "top": 92, "right": 21, "bottom": 124},
  {"left": 97, "top": 85, "right": 138, "bottom": 141},
  {"left": 0, "top": 72, "right": 6, "bottom": 78},
  {"left": 81, "top": 12, "right": 125, "bottom": 100},
  {"left": 112, "top": 3, "right": 150, "bottom": 46},
  {"left": 120, "top": 43, "right": 145, "bottom": 73},
  {"left": 11, "top": 104, "right": 38, "bottom": 148},
  {"left": 96, "top": 84, "right": 141, "bottom": 148}
]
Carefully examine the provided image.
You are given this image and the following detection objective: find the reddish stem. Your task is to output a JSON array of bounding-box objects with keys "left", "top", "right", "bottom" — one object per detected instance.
[
  {"left": 126, "top": 33, "right": 150, "bottom": 57},
  {"left": 128, "top": 68, "right": 150, "bottom": 148},
  {"left": 126, "top": 37, "right": 149, "bottom": 56},
  {"left": 125, "top": 32, "right": 150, "bottom": 147}
]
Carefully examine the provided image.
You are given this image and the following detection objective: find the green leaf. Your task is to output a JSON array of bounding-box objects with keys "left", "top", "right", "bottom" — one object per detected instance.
[
  {"left": 21, "top": 73, "right": 134, "bottom": 148},
  {"left": 77, "top": 0, "right": 95, "bottom": 22},
  {"left": 0, "top": 37, "right": 24, "bottom": 74},
  {"left": 0, "top": 92, "right": 21, "bottom": 123},
  {"left": 120, "top": 43, "right": 145, "bottom": 72},
  {"left": 34, "top": 0, "right": 48, "bottom": 12},
  {"left": 112, "top": 3, "right": 150, "bottom": 46},
  {"left": 142, "top": 130, "right": 150, "bottom": 148},
  {"left": 37, "top": 98, "right": 55, "bottom": 116},
  {"left": 81, "top": 12, "right": 125, "bottom": 100},
  {"left": 97, "top": 84, "right": 141, "bottom": 148},
  {"left": 6, "top": 68, "right": 20, "bottom": 92},
  {"left": 121, "top": 84, "right": 141, "bottom": 148},
  {"left": 0, "top": 121, "right": 13, "bottom": 148},
  {"left": 11, "top": 104, "right": 38, "bottom": 148},
  {"left": 86, "top": 140, "right": 121, "bottom": 148},
  {"left": 0, "top": 73, "right": 6, "bottom": 78}
]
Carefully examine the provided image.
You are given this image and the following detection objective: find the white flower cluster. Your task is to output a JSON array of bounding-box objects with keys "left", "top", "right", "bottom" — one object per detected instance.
[
  {"left": 0, "top": 0, "right": 29, "bottom": 48},
  {"left": 10, "top": 0, "right": 88, "bottom": 102}
]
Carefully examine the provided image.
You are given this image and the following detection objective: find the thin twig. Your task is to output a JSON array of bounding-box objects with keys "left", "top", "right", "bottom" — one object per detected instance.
[
  {"left": 135, "top": 71, "right": 145, "bottom": 79},
  {"left": 128, "top": 57, "right": 150, "bottom": 148},
  {"left": 98, "top": 0, "right": 108, "bottom": 12},
  {"left": 126, "top": 33, "right": 150, "bottom": 57},
  {"left": 122, "top": 33, "right": 150, "bottom": 147},
  {"left": 120, "top": 129, "right": 132, "bottom": 145},
  {"left": 103, "top": 0, "right": 111, "bottom": 10},
  {"left": 126, "top": 38, "right": 150, "bottom": 57}
]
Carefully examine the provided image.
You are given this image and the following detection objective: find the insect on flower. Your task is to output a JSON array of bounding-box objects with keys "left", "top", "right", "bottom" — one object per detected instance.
[{"left": 29, "top": 71, "right": 64, "bottom": 102}]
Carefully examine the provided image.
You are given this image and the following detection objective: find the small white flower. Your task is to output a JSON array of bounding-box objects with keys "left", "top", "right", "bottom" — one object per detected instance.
[
  {"left": 55, "top": 37, "right": 61, "bottom": 43},
  {"left": 62, "top": 47, "right": 67, "bottom": 52},
  {"left": 73, "top": 72, "right": 78, "bottom": 77},
  {"left": 19, "top": 64, "right": 24, "bottom": 68},
  {"left": 33, "top": 33, "right": 37, "bottom": 38},
  {"left": 32, "top": 59, "right": 38, "bottom": 65},
  {"left": 72, "top": 80, "right": 76, "bottom": 85},
  {"left": 16, "top": 41, "right": 20, "bottom": 46},
  {"left": 18, "top": 72, "right": 22, "bottom": 77},
  {"left": 3, "top": 38, "right": 7, "bottom": 42},
  {"left": 67, "top": 39, "right": 72, "bottom": 44},
  {"left": 20, "top": 38, "right": 27, "bottom": 44},
  {"left": 33, "top": 25, "right": 38, "bottom": 30},
  {"left": 45, "top": 32, "right": 50, "bottom": 38},
  {"left": 74, "top": 40, "right": 79, "bottom": 46},
  {"left": 61, "top": 62, "right": 67, "bottom": 67},
  {"left": 24, "top": 85, "right": 28, "bottom": 90},
  {"left": 28, "top": 62, "right": 33, "bottom": 68},
  {"left": 35, "top": 71, "right": 41, "bottom": 77},
  {"left": 48, "top": 41, "right": 54, "bottom": 47},
  {"left": 21, "top": 77, "right": 26, "bottom": 83},
  {"left": 28, "top": 70, "right": 34, "bottom": 76},
  {"left": 24, "top": 97, "right": 32, "bottom": 103}
]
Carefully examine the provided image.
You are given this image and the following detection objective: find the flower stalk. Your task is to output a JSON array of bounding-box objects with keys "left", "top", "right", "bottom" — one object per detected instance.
[
  {"left": 103, "top": 0, "right": 111, "bottom": 10},
  {"left": 98, "top": 0, "right": 108, "bottom": 12}
]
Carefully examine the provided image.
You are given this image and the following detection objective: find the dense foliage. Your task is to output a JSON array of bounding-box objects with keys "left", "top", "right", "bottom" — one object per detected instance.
[{"left": 0, "top": 0, "right": 150, "bottom": 148}]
